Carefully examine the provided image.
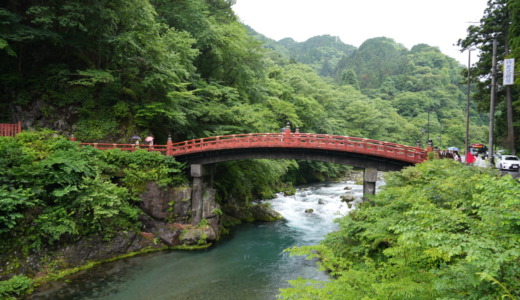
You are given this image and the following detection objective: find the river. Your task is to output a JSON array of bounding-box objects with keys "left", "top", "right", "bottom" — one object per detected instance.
[{"left": 26, "top": 180, "right": 370, "bottom": 300}]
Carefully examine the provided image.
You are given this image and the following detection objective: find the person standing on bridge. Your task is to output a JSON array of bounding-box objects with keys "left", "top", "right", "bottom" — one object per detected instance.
[
  {"left": 284, "top": 122, "right": 292, "bottom": 141},
  {"left": 145, "top": 136, "right": 154, "bottom": 146}
]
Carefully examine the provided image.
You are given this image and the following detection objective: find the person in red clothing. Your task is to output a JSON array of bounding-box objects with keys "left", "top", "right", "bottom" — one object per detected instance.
[{"left": 466, "top": 151, "right": 476, "bottom": 163}]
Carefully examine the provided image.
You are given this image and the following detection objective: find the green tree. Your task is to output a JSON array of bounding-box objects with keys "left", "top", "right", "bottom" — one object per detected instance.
[
  {"left": 458, "top": 0, "right": 518, "bottom": 154},
  {"left": 340, "top": 69, "right": 360, "bottom": 90}
]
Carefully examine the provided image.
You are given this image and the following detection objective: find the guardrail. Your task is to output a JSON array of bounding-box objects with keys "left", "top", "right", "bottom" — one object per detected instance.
[{"left": 0, "top": 121, "right": 22, "bottom": 137}]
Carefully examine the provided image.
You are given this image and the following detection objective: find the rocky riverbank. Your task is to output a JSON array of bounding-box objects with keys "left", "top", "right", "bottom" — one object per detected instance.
[{"left": 0, "top": 181, "right": 283, "bottom": 296}]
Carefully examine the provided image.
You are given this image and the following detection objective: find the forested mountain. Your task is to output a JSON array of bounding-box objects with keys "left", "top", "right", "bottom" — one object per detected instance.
[
  {"left": 277, "top": 35, "right": 356, "bottom": 77},
  {"left": 262, "top": 34, "right": 489, "bottom": 149}
]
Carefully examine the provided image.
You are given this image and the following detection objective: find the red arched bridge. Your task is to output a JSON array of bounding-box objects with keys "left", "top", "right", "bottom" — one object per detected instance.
[
  {"left": 76, "top": 132, "right": 427, "bottom": 172},
  {"left": 3, "top": 124, "right": 427, "bottom": 218}
]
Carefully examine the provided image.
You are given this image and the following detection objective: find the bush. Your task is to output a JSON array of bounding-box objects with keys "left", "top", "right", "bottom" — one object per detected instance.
[
  {"left": 0, "top": 275, "right": 33, "bottom": 298},
  {"left": 0, "top": 131, "right": 186, "bottom": 251},
  {"left": 281, "top": 160, "right": 520, "bottom": 299}
]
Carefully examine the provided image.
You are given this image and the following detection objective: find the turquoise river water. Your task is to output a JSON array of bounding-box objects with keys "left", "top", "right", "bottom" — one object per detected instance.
[{"left": 26, "top": 180, "right": 371, "bottom": 300}]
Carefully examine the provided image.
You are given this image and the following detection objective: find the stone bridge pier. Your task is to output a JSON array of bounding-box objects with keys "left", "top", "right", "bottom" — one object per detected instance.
[
  {"left": 190, "top": 163, "right": 379, "bottom": 223},
  {"left": 363, "top": 168, "right": 378, "bottom": 197},
  {"left": 190, "top": 164, "right": 219, "bottom": 227}
]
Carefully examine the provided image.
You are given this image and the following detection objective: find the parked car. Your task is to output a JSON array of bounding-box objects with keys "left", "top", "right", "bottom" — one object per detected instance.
[{"left": 495, "top": 155, "right": 520, "bottom": 171}]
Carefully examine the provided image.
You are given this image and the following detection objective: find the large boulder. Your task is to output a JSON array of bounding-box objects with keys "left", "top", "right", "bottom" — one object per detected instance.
[
  {"left": 139, "top": 183, "right": 192, "bottom": 222},
  {"left": 179, "top": 228, "right": 206, "bottom": 245},
  {"left": 250, "top": 203, "right": 284, "bottom": 222}
]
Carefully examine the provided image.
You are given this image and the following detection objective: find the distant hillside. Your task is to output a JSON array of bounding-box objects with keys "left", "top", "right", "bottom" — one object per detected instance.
[
  {"left": 245, "top": 27, "right": 355, "bottom": 77},
  {"left": 245, "top": 28, "right": 489, "bottom": 148}
]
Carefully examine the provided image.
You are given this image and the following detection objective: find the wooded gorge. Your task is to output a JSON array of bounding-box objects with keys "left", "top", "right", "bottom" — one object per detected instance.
[
  {"left": 1, "top": 0, "right": 499, "bottom": 189},
  {"left": 1, "top": 0, "right": 519, "bottom": 298}
]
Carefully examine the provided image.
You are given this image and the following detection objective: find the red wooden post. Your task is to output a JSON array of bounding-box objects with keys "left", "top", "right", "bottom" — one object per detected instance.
[
  {"left": 17, "top": 121, "right": 21, "bottom": 134},
  {"left": 284, "top": 125, "right": 291, "bottom": 142}
]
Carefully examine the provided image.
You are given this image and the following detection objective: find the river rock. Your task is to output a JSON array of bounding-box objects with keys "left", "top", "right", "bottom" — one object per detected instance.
[
  {"left": 341, "top": 193, "right": 355, "bottom": 202},
  {"left": 318, "top": 199, "right": 326, "bottom": 205},
  {"left": 202, "top": 226, "right": 217, "bottom": 241},
  {"left": 179, "top": 228, "right": 206, "bottom": 245},
  {"left": 222, "top": 204, "right": 255, "bottom": 222},
  {"left": 305, "top": 208, "right": 314, "bottom": 213},
  {"left": 250, "top": 204, "right": 283, "bottom": 222},
  {"left": 157, "top": 227, "right": 182, "bottom": 247}
]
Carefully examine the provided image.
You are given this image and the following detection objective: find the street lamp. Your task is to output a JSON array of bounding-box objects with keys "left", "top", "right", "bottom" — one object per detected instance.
[{"left": 465, "top": 48, "right": 475, "bottom": 163}]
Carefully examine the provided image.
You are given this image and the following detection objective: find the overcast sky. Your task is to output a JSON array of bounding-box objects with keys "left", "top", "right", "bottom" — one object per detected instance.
[{"left": 232, "top": 0, "right": 489, "bottom": 65}]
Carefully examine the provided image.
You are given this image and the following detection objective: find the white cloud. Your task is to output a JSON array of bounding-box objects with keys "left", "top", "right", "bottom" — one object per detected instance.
[{"left": 232, "top": 0, "right": 488, "bottom": 65}]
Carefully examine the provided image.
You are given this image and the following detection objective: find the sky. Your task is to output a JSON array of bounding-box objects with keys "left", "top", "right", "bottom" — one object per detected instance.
[{"left": 232, "top": 0, "right": 489, "bottom": 65}]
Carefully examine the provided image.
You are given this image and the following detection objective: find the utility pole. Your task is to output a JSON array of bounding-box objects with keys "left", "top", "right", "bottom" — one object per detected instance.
[
  {"left": 427, "top": 108, "right": 430, "bottom": 142},
  {"left": 465, "top": 49, "right": 474, "bottom": 162},
  {"left": 489, "top": 39, "right": 497, "bottom": 165},
  {"left": 504, "top": 36, "right": 515, "bottom": 155}
]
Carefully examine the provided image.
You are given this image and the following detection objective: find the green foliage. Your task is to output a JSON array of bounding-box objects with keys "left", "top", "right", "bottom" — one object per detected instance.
[
  {"left": 281, "top": 160, "right": 520, "bottom": 299},
  {"left": 99, "top": 149, "right": 186, "bottom": 194},
  {"left": 68, "top": 69, "right": 114, "bottom": 87},
  {"left": 0, "top": 275, "right": 33, "bottom": 298},
  {"left": 198, "top": 218, "right": 209, "bottom": 227},
  {"left": 215, "top": 160, "right": 298, "bottom": 204},
  {"left": 0, "top": 186, "right": 34, "bottom": 234},
  {"left": 0, "top": 131, "right": 186, "bottom": 251},
  {"left": 276, "top": 35, "right": 356, "bottom": 77}
]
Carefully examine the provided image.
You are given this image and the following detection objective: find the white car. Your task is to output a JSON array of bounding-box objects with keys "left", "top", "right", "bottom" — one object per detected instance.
[{"left": 495, "top": 155, "right": 520, "bottom": 171}]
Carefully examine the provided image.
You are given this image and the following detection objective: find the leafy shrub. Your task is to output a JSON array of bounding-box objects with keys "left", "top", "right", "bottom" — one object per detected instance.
[
  {"left": 0, "top": 131, "right": 186, "bottom": 251},
  {"left": 281, "top": 160, "right": 520, "bottom": 299},
  {"left": 99, "top": 149, "right": 186, "bottom": 195},
  {"left": 0, "top": 275, "right": 33, "bottom": 298},
  {"left": 0, "top": 186, "right": 35, "bottom": 234}
]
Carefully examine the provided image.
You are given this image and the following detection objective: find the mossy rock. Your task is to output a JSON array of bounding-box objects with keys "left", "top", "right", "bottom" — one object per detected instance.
[{"left": 250, "top": 204, "right": 283, "bottom": 222}]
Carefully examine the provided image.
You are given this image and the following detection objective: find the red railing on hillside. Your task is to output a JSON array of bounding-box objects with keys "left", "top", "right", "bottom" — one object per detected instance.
[
  {"left": 0, "top": 121, "right": 22, "bottom": 137},
  {"left": 79, "top": 133, "right": 427, "bottom": 164}
]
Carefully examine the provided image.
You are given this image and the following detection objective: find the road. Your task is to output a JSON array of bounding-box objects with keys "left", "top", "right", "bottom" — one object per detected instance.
[{"left": 462, "top": 156, "right": 520, "bottom": 179}]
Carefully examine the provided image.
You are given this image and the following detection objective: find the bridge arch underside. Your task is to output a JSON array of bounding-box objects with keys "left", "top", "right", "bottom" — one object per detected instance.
[{"left": 175, "top": 147, "right": 415, "bottom": 172}]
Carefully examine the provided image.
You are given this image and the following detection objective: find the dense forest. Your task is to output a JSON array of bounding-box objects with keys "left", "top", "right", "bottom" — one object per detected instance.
[
  {"left": 0, "top": 0, "right": 519, "bottom": 298},
  {"left": 1, "top": 0, "right": 499, "bottom": 203},
  {"left": 1, "top": 0, "right": 495, "bottom": 149}
]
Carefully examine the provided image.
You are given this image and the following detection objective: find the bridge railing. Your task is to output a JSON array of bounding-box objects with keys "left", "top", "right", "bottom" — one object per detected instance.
[
  {"left": 77, "top": 133, "right": 427, "bottom": 163},
  {"left": 79, "top": 143, "right": 169, "bottom": 155},
  {"left": 168, "top": 133, "right": 427, "bottom": 163},
  {"left": 0, "top": 121, "right": 22, "bottom": 137}
]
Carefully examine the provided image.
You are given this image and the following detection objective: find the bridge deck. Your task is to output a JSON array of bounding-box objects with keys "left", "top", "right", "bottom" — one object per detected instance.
[{"left": 79, "top": 133, "right": 427, "bottom": 164}]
